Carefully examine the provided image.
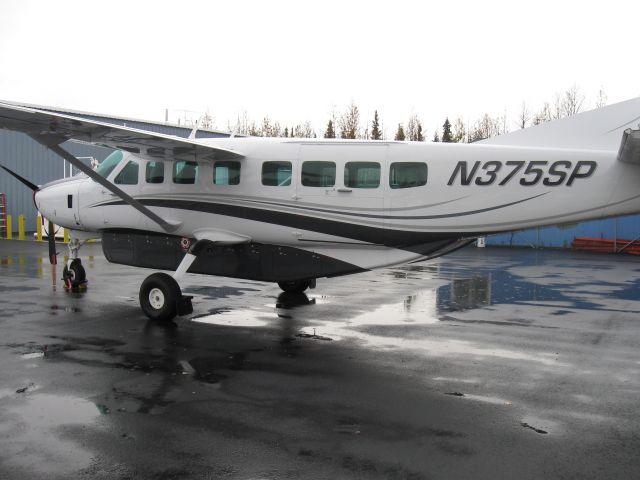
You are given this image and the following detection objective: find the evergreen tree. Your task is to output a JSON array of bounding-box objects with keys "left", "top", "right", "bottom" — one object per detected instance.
[
  {"left": 432, "top": 131, "right": 440, "bottom": 142},
  {"left": 284, "top": 127, "right": 289, "bottom": 138},
  {"left": 441, "top": 117, "right": 453, "bottom": 143},
  {"left": 416, "top": 123, "right": 424, "bottom": 141},
  {"left": 371, "top": 110, "right": 382, "bottom": 140},
  {"left": 394, "top": 124, "right": 405, "bottom": 141},
  {"left": 324, "top": 120, "right": 336, "bottom": 138}
]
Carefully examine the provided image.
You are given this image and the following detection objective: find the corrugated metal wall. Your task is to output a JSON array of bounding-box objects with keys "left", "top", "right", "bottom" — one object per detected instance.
[
  {"left": 486, "top": 216, "right": 640, "bottom": 249},
  {"left": 0, "top": 130, "right": 115, "bottom": 232},
  {"left": 0, "top": 108, "right": 232, "bottom": 233}
]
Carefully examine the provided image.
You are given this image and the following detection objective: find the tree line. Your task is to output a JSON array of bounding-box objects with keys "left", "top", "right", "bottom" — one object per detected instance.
[{"left": 221, "top": 85, "right": 605, "bottom": 142}]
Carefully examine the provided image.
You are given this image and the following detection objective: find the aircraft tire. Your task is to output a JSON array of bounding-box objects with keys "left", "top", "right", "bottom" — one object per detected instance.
[
  {"left": 139, "top": 272, "right": 181, "bottom": 322},
  {"left": 277, "top": 279, "right": 311, "bottom": 293},
  {"left": 63, "top": 259, "right": 86, "bottom": 288}
]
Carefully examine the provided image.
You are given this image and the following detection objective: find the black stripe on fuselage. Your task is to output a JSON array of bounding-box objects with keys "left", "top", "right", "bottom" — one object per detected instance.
[{"left": 97, "top": 198, "right": 474, "bottom": 252}]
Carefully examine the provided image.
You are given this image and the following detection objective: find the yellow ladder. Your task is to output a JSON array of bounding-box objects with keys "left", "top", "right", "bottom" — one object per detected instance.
[{"left": 0, "top": 193, "right": 6, "bottom": 238}]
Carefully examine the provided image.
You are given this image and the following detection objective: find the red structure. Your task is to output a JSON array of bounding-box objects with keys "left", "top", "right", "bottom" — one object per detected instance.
[{"left": 572, "top": 237, "right": 640, "bottom": 255}]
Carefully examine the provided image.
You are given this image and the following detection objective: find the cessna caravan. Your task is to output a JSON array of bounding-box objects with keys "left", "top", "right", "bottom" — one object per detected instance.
[{"left": 0, "top": 99, "right": 639, "bottom": 321}]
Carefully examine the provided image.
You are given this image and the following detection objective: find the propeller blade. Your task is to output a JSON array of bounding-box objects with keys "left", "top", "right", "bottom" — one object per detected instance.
[
  {"left": 47, "top": 220, "right": 57, "bottom": 265},
  {"left": 0, "top": 164, "right": 38, "bottom": 191}
]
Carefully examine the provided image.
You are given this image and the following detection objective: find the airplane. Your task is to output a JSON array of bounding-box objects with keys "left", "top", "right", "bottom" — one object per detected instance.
[{"left": 0, "top": 98, "right": 639, "bottom": 322}]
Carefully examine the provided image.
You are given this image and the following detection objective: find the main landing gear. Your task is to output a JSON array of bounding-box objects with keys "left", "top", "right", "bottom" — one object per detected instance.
[
  {"left": 139, "top": 272, "right": 193, "bottom": 322},
  {"left": 138, "top": 240, "right": 200, "bottom": 322},
  {"left": 277, "top": 278, "right": 316, "bottom": 293},
  {"left": 137, "top": 240, "right": 317, "bottom": 323}
]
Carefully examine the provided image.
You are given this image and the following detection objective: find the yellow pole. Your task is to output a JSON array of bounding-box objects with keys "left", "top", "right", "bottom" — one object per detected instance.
[
  {"left": 6, "top": 215, "right": 12, "bottom": 240},
  {"left": 18, "top": 215, "right": 25, "bottom": 240},
  {"left": 36, "top": 215, "right": 42, "bottom": 242},
  {"left": 63, "top": 228, "right": 69, "bottom": 244}
]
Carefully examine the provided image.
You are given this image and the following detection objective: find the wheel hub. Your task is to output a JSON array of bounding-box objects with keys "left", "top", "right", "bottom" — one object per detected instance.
[{"left": 149, "top": 288, "right": 165, "bottom": 310}]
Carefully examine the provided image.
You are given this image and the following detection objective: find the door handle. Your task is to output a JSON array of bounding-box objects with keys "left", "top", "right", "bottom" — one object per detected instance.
[{"left": 337, "top": 188, "right": 352, "bottom": 193}]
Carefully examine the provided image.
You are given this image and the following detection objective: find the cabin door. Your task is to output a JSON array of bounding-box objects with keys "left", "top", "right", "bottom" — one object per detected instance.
[{"left": 296, "top": 144, "right": 387, "bottom": 232}]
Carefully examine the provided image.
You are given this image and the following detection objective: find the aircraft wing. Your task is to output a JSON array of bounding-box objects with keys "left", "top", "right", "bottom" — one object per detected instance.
[{"left": 0, "top": 101, "right": 243, "bottom": 161}]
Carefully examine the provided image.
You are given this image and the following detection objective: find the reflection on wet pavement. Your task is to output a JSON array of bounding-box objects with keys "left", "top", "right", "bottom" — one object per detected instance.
[
  {"left": 3, "top": 241, "right": 640, "bottom": 479},
  {"left": 0, "top": 393, "right": 100, "bottom": 476}
]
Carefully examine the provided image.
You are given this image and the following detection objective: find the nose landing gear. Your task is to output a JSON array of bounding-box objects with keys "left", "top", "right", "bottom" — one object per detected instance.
[
  {"left": 63, "top": 258, "right": 86, "bottom": 289},
  {"left": 63, "top": 238, "right": 88, "bottom": 290}
]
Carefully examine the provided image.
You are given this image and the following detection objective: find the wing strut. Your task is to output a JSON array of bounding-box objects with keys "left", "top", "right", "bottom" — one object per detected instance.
[{"left": 33, "top": 135, "right": 180, "bottom": 233}]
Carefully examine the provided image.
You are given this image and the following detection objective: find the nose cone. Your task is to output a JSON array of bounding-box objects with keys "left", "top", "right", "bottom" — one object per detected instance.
[{"left": 34, "top": 178, "right": 80, "bottom": 229}]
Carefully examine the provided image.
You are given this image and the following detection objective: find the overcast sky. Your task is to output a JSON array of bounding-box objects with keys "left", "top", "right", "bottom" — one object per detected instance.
[{"left": 0, "top": 0, "right": 638, "bottom": 138}]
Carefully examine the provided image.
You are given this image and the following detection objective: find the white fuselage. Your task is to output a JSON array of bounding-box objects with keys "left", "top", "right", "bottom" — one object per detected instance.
[{"left": 34, "top": 138, "right": 640, "bottom": 271}]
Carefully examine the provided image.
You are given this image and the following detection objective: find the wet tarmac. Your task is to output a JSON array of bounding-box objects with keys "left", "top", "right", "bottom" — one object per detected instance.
[{"left": 1, "top": 239, "right": 640, "bottom": 479}]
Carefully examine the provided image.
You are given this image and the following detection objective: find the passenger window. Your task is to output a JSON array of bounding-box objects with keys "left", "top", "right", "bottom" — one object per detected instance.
[
  {"left": 173, "top": 161, "right": 198, "bottom": 184},
  {"left": 145, "top": 161, "right": 164, "bottom": 184},
  {"left": 114, "top": 161, "right": 139, "bottom": 185},
  {"left": 390, "top": 162, "right": 428, "bottom": 189},
  {"left": 344, "top": 162, "right": 380, "bottom": 188},
  {"left": 262, "top": 161, "right": 292, "bottom": 186},
  {"left": 302, "top": 161, "right": 336, "bottom": 187},
  {"left": 214, "top": 161, "right": 241, "bottom": 185}
]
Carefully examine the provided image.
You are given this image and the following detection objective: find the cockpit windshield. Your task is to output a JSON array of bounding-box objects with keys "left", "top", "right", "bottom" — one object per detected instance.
[{"left": 96, "top": 151, "right": 124, "bottom": 178}]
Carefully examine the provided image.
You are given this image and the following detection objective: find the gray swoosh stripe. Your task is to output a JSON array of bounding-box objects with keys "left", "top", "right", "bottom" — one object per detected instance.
[
  {"left": 244, "top": 195, "right": 470, "bottom": 213},
  {"left": 247, "top": 192, "right": 549, "bottom": 220},
  {"left": 132, "top": 191, "right": 469, "bottom": 213}
]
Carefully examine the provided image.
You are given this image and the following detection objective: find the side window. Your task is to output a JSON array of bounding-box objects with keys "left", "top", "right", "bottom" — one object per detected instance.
[
  {"left": 390, "top": 162, "right": 428, "bottom": 189},
  {"left": 97, "top": 150, "right": 124, "bottom": 178},
  {"left": 302, "top": 161, "right": 336, "bottom": 187},
  {"left": 173, "top": 161, "right": 198, "bottom": 184},
  {"left": 262, "top": 161, "right": 292, "bottom": 186},
  {"left": 214, "top": 161, "right": 241, "bottom": 185},
  {"left": 145, "top": 161, "right": 164, "bottom": 184},
  {"left": 344, "top": 162, "right": 380, "bottom": 188},
  {"left": 114, "top": 160, "right": 139, "bottom": 185}
]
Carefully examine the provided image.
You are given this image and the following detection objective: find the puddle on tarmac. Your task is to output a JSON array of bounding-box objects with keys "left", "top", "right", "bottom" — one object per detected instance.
[
  {"left": 191, "top": 307, "right": 270, "bottom": 327},
  {"left": 21, "top": 352, "right": 44, "bottom": 359},
  {"left": 0, "top": 255, "right": 52, "bottom": 279},
  {"left": 349, "top": 289, "right": 441, "bottom": 326},
  {"left": 183, "top": 285, "right": 261, "bottom": 300},
  {"left": 462, "top": 394, "right": 513, "bottom": 406},
  {"left": 0, "top": 393, "right": 100, "bottom": 476},
  {"left": 50, "top": 305, "right": 82, "bottom": 313}
]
